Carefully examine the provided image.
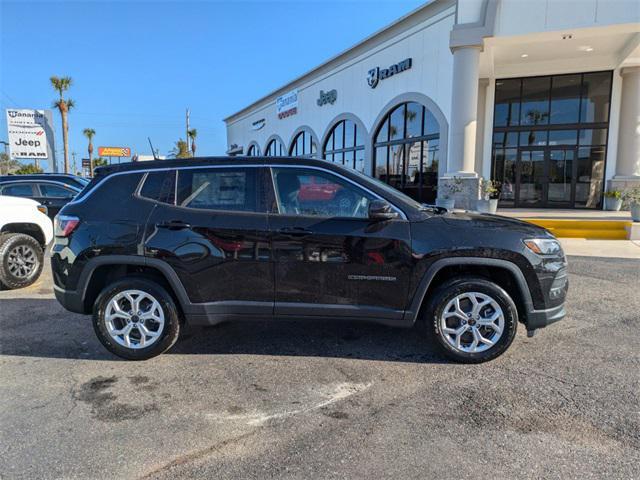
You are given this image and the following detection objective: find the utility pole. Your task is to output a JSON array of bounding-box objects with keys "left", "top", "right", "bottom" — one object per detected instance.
[
  {"left": 71, "top": 151, "right": 77, "bottom": 174},
  {"left": 186, "top": 108, "right": 190, "bottom": 154}
]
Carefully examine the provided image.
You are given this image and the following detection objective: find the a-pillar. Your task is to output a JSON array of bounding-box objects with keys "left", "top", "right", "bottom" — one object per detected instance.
[{"left": 441, "top": 45, "right": 482, "bottom": 209}]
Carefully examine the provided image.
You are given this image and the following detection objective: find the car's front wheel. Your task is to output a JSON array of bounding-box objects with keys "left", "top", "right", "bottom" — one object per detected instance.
[
  {"left": 424, "top": 277, "right": 518, "bottom": 363},
  {"left": 93, "top": 277, "right": 181, "bottom": 360},
  {"left": 0, "top": 233, "right": 44, "bottom": 290}
]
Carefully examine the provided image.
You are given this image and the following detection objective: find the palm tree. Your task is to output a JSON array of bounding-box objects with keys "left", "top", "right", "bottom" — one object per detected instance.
[
  {"left": 170, "top": 139, "right": 190, "bottom": 158},
  {"left": 50, "top": 76, "right": 75, "bottom": 173},
  {"left": 187, "top": 128, "right": 197, "bottom": 157},
  {"left": 82, "top": 128, "right": 96, "bottom": 176}
]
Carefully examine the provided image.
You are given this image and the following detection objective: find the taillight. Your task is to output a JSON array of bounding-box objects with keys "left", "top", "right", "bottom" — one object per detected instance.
[{"left": 55, "top": 215, "right": 80, "bottom": 237}]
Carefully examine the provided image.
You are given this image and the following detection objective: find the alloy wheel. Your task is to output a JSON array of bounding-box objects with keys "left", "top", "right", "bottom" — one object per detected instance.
[
  {"left": 104, "top": 290, "right": 165, "bottom": 349},
  {"left": 7, "top": 245, "right": 37, "bottom": 279},
  {"left": 440, "top": 292, "right": 504, "bottom": 353}
]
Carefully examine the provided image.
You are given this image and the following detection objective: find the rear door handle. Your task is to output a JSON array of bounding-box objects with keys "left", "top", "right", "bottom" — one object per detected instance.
[
  {"left": 277, "top": 227, "right": 313, "bottom": 237},
  {"left": 156, "top": 220, "right": 191, "bottom": 230}
]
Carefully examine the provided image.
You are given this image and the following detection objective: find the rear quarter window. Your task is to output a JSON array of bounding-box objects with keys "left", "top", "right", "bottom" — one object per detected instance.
[{"left": 139, "top": 171, "right": 176, "bottom": 205}]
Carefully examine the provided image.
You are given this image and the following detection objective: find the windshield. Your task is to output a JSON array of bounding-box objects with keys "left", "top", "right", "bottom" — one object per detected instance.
[{"left": 347, "top": 168, "right": 424, "bottom": 210}]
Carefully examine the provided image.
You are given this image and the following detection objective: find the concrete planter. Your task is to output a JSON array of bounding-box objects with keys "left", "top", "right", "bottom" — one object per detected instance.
[
  {"left": 476, "top": 199, "right": 498, "bottom": 214},
  {"left": 631, "top": 203, "right": 640, "bottom": 222},
  {"left": 604, "top": 196, "right": 622, "bottom": 211},
  {"left": 436, "top": 197, "right": 455, "bottom": 210}
]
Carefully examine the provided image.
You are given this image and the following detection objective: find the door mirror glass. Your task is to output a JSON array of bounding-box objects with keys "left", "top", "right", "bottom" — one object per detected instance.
[{"left": 368, "top": 199, "right": 399, "bottom": 221}]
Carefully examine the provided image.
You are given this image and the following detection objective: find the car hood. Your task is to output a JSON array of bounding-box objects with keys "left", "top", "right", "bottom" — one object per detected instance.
[
  {"left": 0, "top": 195, "right": 39, "bottom": 208},
  {"left": 440, "top": 210, "right": 554, "bottom": 238}
]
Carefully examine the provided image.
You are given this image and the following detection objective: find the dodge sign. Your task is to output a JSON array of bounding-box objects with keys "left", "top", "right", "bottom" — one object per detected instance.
[{"left": 5, "top": 109, "right": 49, "bottom": 159}]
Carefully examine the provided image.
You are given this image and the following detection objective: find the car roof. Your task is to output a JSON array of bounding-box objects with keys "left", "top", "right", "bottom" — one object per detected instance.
[
  {"left": 0, "top": 178, "right": 81, "bottom": 189},
  {"left": 94, "top": 156, "right": 345, "bottom": 176}
]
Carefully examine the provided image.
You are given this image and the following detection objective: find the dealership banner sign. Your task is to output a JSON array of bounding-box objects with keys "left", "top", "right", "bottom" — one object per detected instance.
[
  {"left": 98, "top": 146, "right": 131, "bottom": 157},
  {"left": 276, "top": 89, "right": 298, "bottom": 119},
  {"left": 5, "top": 109, "right": 49, "bottom": 159}
]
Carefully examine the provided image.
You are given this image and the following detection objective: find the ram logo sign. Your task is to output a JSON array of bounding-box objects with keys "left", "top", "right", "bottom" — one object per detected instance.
[{"left": 367, "top": 58, "right": 413, "bottom": 89}]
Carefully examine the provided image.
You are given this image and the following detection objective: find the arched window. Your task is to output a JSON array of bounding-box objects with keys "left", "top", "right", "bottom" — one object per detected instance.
[
  {"left": 373, "top": 101, "right": 440, "bottom": 203},
  {"left": 323, "top": 119, "right": 365, "bottom": 172},
  {"left": 289, "top": 130, "right": 317, "bottom": 158},
  {"left": 247, "top": 144, "right": 260, "bottom": 156},
  {"left": 265, "top": 138, "right": 284, "bottom": 157}
]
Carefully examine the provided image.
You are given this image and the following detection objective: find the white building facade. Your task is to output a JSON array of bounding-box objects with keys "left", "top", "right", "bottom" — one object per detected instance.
[{"left": 224, "top": 0, "right": 640, "bottom": 210}]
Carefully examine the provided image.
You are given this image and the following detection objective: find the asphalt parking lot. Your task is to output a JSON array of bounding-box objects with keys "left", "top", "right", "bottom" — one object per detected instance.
[{"left": 1, "top": 255, "right": 639, "bottom": 479}]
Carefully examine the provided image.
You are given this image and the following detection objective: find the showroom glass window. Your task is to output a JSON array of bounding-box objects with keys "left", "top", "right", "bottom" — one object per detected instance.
[
  {"left": 289, "top": 130, "right": 317, "bottom": 158},
  {"left": 247, "top": 144, "right": 260, "bottom": 156},
  {"left": 492, "top": 71, "right": 612, "bottom": 209},
  {"left": 323, "top": 119, "right": 366, "bottom": 173},
  {"left": 265, "top": 138, "right": 285, "bottom": 157},
  {"left": 373, "top": 102, "right": 440, "bottom": 203}
]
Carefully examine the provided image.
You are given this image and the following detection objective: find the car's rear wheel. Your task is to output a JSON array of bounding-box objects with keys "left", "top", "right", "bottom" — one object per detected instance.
[
  {"left": 0, "top": 233, "right": 44, "bottom": 290},
  {"left": 424, "top": 277, "right": 518, "bottom": 363},
  {"left": 93, "top": 277, "right": 181, "bottom": 360}
]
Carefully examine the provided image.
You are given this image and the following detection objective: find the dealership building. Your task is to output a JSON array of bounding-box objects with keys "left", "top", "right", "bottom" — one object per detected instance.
[{"left": 224, "top": 0, "right": 640, "bottom": 210}]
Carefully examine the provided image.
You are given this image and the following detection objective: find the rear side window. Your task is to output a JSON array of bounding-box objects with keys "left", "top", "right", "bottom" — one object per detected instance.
[
  {"left": 176, "top": 167, "right": 259, "bottom": 212},
  {"left": 38, "top": 183, "right": 76, "bottom": 198},
  {"left": 140, "top": 171, "right": 176, "bottom": 205},
  {"left": 1, "top": 183, "right": 34, "bottom": 197}
]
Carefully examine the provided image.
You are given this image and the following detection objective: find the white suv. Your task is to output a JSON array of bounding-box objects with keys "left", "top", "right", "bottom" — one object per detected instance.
[{"left": 0, "top": 195, "right": 53, "bottom": 289}]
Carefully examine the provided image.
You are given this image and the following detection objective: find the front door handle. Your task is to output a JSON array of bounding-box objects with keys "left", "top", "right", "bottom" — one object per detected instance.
[
  {"left": 156, "top": 220, "right": 191, "bottom": 230},
  {"left": 277, "top": 227, "right": 313, "bottom": 237}
]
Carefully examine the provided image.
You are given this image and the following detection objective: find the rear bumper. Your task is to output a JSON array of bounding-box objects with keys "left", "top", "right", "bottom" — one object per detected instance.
[
  {"left": 525, "top": 302, "right": 566, "bottom": 331},
  {"left": 53, "top": 285, "right": 86, "bottom": 314}
]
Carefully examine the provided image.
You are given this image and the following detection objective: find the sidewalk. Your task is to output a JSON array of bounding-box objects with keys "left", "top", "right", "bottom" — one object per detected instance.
[{"left": 560, "top": 239, "right": 640, "bottom": 259}]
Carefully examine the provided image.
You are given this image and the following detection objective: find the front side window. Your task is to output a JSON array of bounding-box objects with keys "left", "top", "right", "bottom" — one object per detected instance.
[
  {"left": 0, "top": 183, "right": 34, "bottom": 197},
  {"left": 176, "top": 167, "right": 259, "bottom": 212},
  {"left": 271, "top": 167, "right": 372, "bottom": 218},
  {"left": 38, "top": 183, "right": 76, "bottom": 198}
]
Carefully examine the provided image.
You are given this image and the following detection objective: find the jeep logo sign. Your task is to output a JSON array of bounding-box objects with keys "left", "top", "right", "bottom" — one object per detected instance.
[
  {"left": 317, "top": 89, "right": 337, "bottom": 107},
  {"left": 367, "top": 58, "right": 412, "bottom": 89}
]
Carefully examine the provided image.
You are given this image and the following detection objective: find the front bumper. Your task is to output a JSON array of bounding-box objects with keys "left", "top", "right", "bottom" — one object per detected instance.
[{"left": 525, "top": 302, "right": 566, "bottom": 331}]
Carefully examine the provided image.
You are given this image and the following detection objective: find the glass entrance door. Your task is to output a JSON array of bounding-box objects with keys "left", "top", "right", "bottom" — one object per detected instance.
[
  {"left": 517, "top": 149, "right": 545, "bottom": 207},
  {"left": 547, "top": 148, "right": 575, "bottom": 207},
  {"left": 516, "top": 147, "right": 576, "bottom": 207}
]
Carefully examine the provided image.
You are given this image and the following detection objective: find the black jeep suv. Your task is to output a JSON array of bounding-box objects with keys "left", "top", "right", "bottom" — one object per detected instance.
[{"left": 51, "top": 157, "right": 567, "bottom": 362}]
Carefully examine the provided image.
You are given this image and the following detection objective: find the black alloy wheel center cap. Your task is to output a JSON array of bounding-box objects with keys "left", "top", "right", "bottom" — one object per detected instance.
[
  {"left": 131, "top": 315, "right": 140, "bottom": 323},
  {"left": 468, "top": 318, "right": 477, "bottom": 326}
]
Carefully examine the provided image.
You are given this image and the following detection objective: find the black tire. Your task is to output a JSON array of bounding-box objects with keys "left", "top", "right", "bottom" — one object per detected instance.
[
  {"left": 93, "top": 277, "right": 181, "bottom": 360},
  {"left": 424, "top": 276, "right": 518, "bottom": 363},
  {"left": 0, "top": 233, "right": 44, "bottom": 290}
]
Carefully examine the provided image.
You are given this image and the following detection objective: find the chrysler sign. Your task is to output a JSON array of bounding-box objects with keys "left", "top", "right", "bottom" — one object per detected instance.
[
  {"left": 276, "top": 89, "right": 298, "bottom": 119},
  {"left": 367, "top": 58, "right": 412, "bottom": 88}
]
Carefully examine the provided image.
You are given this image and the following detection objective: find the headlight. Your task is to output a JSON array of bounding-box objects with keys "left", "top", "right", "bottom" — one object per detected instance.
[{"left": 523, "top": 238, "right": 562, "bottom": 256}]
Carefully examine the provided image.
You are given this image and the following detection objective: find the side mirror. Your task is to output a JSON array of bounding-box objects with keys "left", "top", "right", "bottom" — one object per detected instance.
[{"left": 368, "top": 199, "right": 399, "bottom": 221}]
